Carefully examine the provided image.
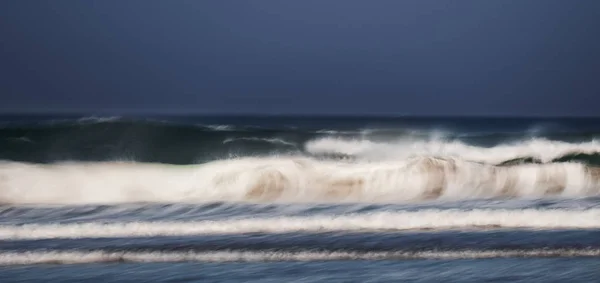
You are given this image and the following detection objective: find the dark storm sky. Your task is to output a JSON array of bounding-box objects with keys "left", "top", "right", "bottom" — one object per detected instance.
[{"left": 1, "top": 1, "right": 599, "bottom": 116}]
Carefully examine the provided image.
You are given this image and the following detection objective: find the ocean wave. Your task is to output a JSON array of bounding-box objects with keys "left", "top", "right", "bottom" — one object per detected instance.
[
  {"left": 306, "top": 138, "right": 600, "bottom": 165},
  {"left": 1, "top": 249, "right": 599, "bottom": 265},
  {"left": 1, "top": 157, "right": 599, "bottom": 205},
  {"left": 1, "top": 209, "right": 598, "bottom": 240},
  {"left": 75, "top": 116, "right": 123, "bottom": 124},
  {"left": 3, "top": 117, "right": 600, "bottom": 166}
]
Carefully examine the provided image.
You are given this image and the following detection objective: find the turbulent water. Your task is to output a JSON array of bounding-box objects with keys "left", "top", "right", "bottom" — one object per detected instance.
[{"left": 1, "top": 115, "right": 600, "bottom": 282}]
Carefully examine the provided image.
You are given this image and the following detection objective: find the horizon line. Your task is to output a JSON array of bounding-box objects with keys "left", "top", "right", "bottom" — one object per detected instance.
[{"left": 0, "top": 109, "right": 598, "bottom": 119}]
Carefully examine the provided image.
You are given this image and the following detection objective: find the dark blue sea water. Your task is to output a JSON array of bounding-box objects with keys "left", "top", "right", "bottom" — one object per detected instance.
[{"left": 1, "top": 115, "right": 600, "bottom": 282}]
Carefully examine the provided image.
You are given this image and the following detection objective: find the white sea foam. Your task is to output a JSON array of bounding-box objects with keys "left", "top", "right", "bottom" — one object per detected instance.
[
  {"left": 0, "top": 155, "right": 599, "bottom": 204},
  {"left": 1, "top": 249, "right": 599, "bottom": 265},
  {"left": 205, "top": 124, "right": 234, "bottom": 131},
  {"left": 305, "top": 137, "right": 600, "bottom": 164},
  {"left": 1, "top": 209, "right": 598, "bottom": 240}
]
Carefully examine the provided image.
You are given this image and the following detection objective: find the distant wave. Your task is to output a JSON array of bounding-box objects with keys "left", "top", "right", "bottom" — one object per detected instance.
[
  {"left": 223, "top": 137, "right": 298, "bottom": 147},
  {"left": 75, "top": 116, "right": 123, "bottom": 124},
  {"left": 306, "top": 138, "right": 600, "bottom": 165}
]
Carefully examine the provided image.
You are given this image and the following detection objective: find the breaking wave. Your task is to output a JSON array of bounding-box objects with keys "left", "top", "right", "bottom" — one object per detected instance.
[
  {"left": 0, "top": 156, "right": 599, "bottom": 205},
  {"left": 3, "top": 116, "right": 600, "bottom": 205}
]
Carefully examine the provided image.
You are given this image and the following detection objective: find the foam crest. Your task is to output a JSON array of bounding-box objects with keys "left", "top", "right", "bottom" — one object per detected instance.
[
  {"left": 2, "top": 209, "right": 598, "bottom": 240},
  {"left": 306, "top": 138, "right": 600, "bottom": 164},
  {"left": 0, "top": 157, "right": 599, "bottom": 204},
  {"left": 1, "top": 249, "right": 599, "bottom": 265}
]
